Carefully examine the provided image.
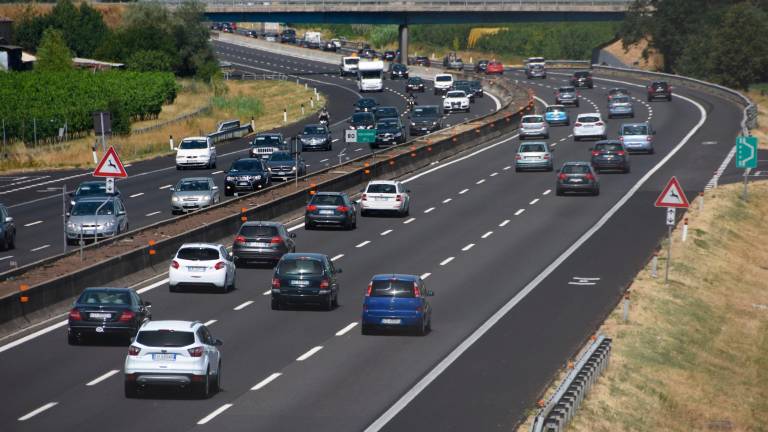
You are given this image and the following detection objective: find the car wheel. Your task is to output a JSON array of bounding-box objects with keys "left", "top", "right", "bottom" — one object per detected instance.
[
  {"left": 304, "top": 219, "right": 313, "bottom": 230},
  {"left": 324, "top": 294, "right": 334, "bottom": 311},
  {"left": 360, "top": 209, "right": 368, "bottom": 217},
  {"left": 361, "top": 324, "right": 372, "bottom": 335},
  {"left": 169, "top": 284, "right": 178, "bottom": 293},
  {"left": 196, "top": 370, "right": 211, "bottom": 398},
  {"left": 624, "top": 166, "right": 631, "bottom": 174},
  {"left": 124, "top": 380, "right": 138, "bottom": 398},
  {"left": 547, "top": 164, "right": 554, "bottom": 172},
  {"left": 426, "top": 316, "right": 432, "bottom": 332},
  {"left": 417, "top": 318, "right": 428, "bottom": 336},
  {"left": 648, "top": 148, "right": 655, "bottom": 155},
  {"left": 515, "top": 166, "right": 521, "bottom": 172},
  {"left": 224, "top": 190, "right": 233, "bottom": 197},
  {"left": 67, "top": 331, "right": 79, "bottom": 345},
  {"left": 574, "top": 136, "right": 580, "bottom": 142},
  {"left": 212, "top": 361, "right": 222, "bottom": 392},
  {"left": 556, "top": 188, "right": 564, "bottom": 196},
  {"left": 576, "top": 101, "right": 580, "bottom": 107},
  {"left": 271, "top": 298, "right": 281, "bottom": 310},
  {"left": 176, "top": 165, "right": 181, "bottom": 170},
  {"left": 593, "top": 187, "right": 600, "bottom": 196},
  {"left": 332, "top": 291, "right": 339, "bottom": 308},
  {"left": 667, "top": 96, "right": 672, "bottom": 101}
]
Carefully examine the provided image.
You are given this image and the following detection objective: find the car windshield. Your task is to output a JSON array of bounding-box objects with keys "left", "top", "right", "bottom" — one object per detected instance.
[
  {"left": 360, "top": 70, "right": 381, "bottom": 79},
  {"left": 574, "top": 72, "right": 590, "bottom": 77},
  {"left": 412, "top": 106, "right": 438, "bottom": 117},
  {"left": 78, "top": 289, "right": 131, "bottom": 305},
  {"left": 352, "top": 113, "right": 374, "bottom": 123},
  {"left": 278, "top": 258, "right": 324, "bottom": 276},
  {"left": 596, "top": 143, "right": 623, "bottom": 151},
  {"left": 374, "top": 108, "right": 398, "bottom": 118},
  {"left": 623, "top": 125, "right": 648, "bottom": 135},
  {"left": 76, "top": 183, "right": 107, "bottom": 196},
  {"left": 178, "top": 140, "right": 207, "bottom": 150},
  {"left": 345, "top": 58, "right": 359, "bottom": 65},
  {"left": 71, "top": 200, "right": 114, "bottom": 216},
  {"left": 304, "top": 126, "right": 326, "bottom": 134},
  {"left": 137, "top": 330, "right": 195, "bottom": 348},
  {"left": 435, "top": 76, "right": 452, "bottom": 82},
  {"left": 652, "top": 82, "right": 668, "bottom": 88},
  {"left": 546, "top": 107, "right": 564, "bottom": 113},
  {"left": 240, "top": 225, "right": 278, "bottom": 237},
  {"left": 312, "top": 195, "right": 344, "bottom": 206},
  {"left": 559, "top": 87, "right": 575, "bottom": 93},
  {"left": 519, "top": 144, "right": 547, "bottom": 153},
  {"left": 357, "top": 99, "right": 376, "bottom": 108},
  {"left": 522, "top": 116, "right": 544, "bottom": 123},
  {"left": 367, "top": 183, "right": 397, "bottom": 193},
  {"left": 177, "top": 180, "right": 210, "bottom": 191},
  {"left": 469, "top": 80, "right": 481, "bottom": 88},
  {"left": 230, "top": 160, "right": 263, "bottom": 171},
  {"left": 612, "top": 96, "right": 630, "bottom": 104},
  {"left": 446, "top": 91, "right": 465, "bottom": 98},
  {"left": 562, "top": 165, "right": 591, "bottom": 174},
  {"left": 177, "top": 247, "right": 220, "bottom": 261},
  {"left": 269, "top": 152, "right": 293, "bottom": 162},
  {"left": 393, "top": 64, "right": 405, "bottom": 71},
  {"left": 579, "top": 116, "right": 601, "bottom": 123},
  {"left": 253, "top": 135, "right": 281, "bottom": 146},
  {"left": 370, "top": 279, "right": 416, "bottom": 298},
  {"left": 377, "top": 119, "right": 398, "bottom": 128},
  {"left": 407, "top": 78, "right": 423, "bottom": 84}
]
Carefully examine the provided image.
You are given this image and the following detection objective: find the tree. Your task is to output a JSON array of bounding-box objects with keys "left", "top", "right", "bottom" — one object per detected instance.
[
  {"left": 707, "top": 2, "right": 768, "bottom": 89},
  {"left": 35, "top": 28, "right": 72, "bottom": 72},
  {"left": 127, "top": 50, "right": 173, "bottom": 72}
]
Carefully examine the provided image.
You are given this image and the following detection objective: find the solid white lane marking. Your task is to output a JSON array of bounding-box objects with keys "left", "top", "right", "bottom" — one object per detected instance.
[
  {"left": 355, "top": 148, "right": 363, "bottom": 152},
  {"left": 335, "top": 322, "right": 358, "bottom": 336},
  {"left": 442, "top": 198, "right": 452, "bottom": 204},
  {"left": 331, "top": 254, "right": 344, "bottom": 261},
  {"left": 476, "top": 179, "right": 485, "bottom": 184},
  {"left": 514, "top": 209, "right": 525, "bottom": 216},
  {"left": 86, "top": 370, "right": 119, "bottom": 386},
  {"left": 424, "top": 207, "right": 435, "bottom": 213},
  {"left": 499, "top": 219, "right": 510, "bottom": 227},
  {"left": 31, "top": 244, "right": 50, "bottom": 252},
  {"left": 420, "top": 272, "right": 431, "bottom": 280},
  {"left": 24, "top": 220, "right": 43, "bottom": 227},
  {"left": 18, "top": 402, "right": 58, "bottom": 421},
  {"left": 296, "top": 346, "right": 323, "bottom": 361},
  {"left": 251, "top": 373, "right": 282, "bottom": 391},
  {"left": 481, "top": 231, "right": 493, "bottom": 239},
  {"left": 356, "top": 241, "right": 370, "bottom": 248},
  {"left": 490, "top": 172, "right": 498, "bottom": 177},
  {"left": 380, "top": 229, "right": 393, "bottom": 236},
  {"left": 159, "top": 184, "right": 172, "bottom": 189},
  {"left": 197, "top": 404, "right": 233, "bottom": 425},
  {"left": 458, "top": 188, "right": 469, "bottom": 194},
  {"left": 211, "top": 170, "right": 224, "bottom": 175},
  {"left": 462, "top": 243, "right": 475, "bottom": 251},
  {"left": 404, "top": 217, "right": 416, "bottom": 224},
  {"left": 0, "top": 320, "right": 68, "bottom": 354},
  {"left": 129, "top": 193, "right": 144, "bottom": 198},
  {"left": 543, "top": 189, "right": 551, "bottom": 195},
  {"left": 529, "top": 198, "right": 539, "bottom": 205},
  {"left": 145, "top": 211, "right": 161, "bottom": 217},
  {"left": 439, "top": 257, "right": 454, "bottom": 266},
  {"left": 233, "top": 300, "right": 254, "bottom": 311}
]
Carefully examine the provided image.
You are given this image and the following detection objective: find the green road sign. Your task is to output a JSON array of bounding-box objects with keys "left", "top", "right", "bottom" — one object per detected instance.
[
  {"left": 736, "top": 136, "right": 758, "bottom": 169},
  {"left": 357, "top": 129, "right": 376, "bottom": 144}
]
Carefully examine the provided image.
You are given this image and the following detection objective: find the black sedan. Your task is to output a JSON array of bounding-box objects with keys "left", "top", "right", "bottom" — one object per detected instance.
[
  {"left": 271, "top": 252, "right": 342, "bottom": 310},
  {"left": 233, "top": 221, "right": 296, "bottom": 267},
  {"left": 590, "top": 140, "right": 631, "bottom": 173},
  {"left": 224, "top": 158, "right": 271, "bottom": 196},
  {"left": 406, "top": 77, "right": 426, "bottom": 93},
  {"left": 67, "top": 287, "right": 151, "bottom": 345},
  {"left": 349, "top": 112, "right": 376, "bottom": 130},
  {"left": 305, "top": 192, "right": 357, "bottom": 230},
  {"left": 383, "top": 51, "right": 396, "bottom": 61},
  {"left": 266, "top": 150, "right": 307, "bottom": 180},
  {"left": 300, "top": 124, "right": 332, "bottom": 151},
  {"left": 373, "top": 117, "right": 406, "bottom": 147},
  {"left": 389, "top": 63, "right": 409, "bottom": 79},
  {"left": 474, "top": 59, "right": 489, "bottom": 73},
  {"left": 354, "top": 98, "right": 379, "bottom": 112}
]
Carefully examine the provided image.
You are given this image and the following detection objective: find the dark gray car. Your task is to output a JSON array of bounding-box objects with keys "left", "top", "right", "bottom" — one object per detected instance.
[
  {"left": 556, "top": 162, "right": 600, "bottom": 196},
  {"left": 271, "top": 252, "right": 342, "bottom": 310},
  {"left": 305, "top": 192, "right": 357, "bottom": 230},
  {"left": 555, "top": 86, "right": 580, "bottom": 107},
  {"left": 232, "top": 221, "right": 296, "bottom": 267},
  {"left": 0, "top": 204, "right": 15, "bottom": 250},
  {"left": 591, "top": 140, "right": 631, "bottom": 173},
  {"left": 266, "top": 151, "right": 306, "bottom": 180},
  {"left": 300, "top": 124, "right": 332, "bottom": 151},
  {"left": 409, "top": 105, "right": 442, "bottom": 136}
]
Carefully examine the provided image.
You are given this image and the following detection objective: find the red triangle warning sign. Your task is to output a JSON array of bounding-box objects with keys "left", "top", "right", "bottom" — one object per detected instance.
[
  {"left": 654, "top": 176, "right": 689, "bottom": 208},
  {"left": 93, "top": 146, "right": 127, "bottom": 178}
]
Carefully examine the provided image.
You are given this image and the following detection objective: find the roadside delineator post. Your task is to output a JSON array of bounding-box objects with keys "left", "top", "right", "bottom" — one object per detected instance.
[
  {"left": 240, "top": 207, "right": 247, "bottom": 222},
  {"left": 283, "top": 109, "right": 287, "bottom": 123},
  {"left": 698, "top": 192, "right": 704, "bottom": 211},
  {"left": 301, "top": 104, "right": 305, "bottom": 115},
  {"left": 19, "top": 284, "right": 29, "bottom": 304},
  {"left": 651, "top": 251, "right": 659, "bottom": 278},
  {"left": 148, "top": 240, "right": 156, "bottom": 256},
  {"left": 681, "top": 217, "right": 689, "bottom": 242},
  {"left": 169, "top": 135, "right": 174, "bottom": 151},
  {"left": 623, "top": 291, "right": 630, "bottom": 323}
]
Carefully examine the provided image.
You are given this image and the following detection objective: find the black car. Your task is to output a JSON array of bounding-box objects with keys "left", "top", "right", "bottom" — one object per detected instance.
[
  {"left": 474, "top": 59, "right": 489, "bottom": 73},
  {"left": 224, "top": 158, "right": 271, "bottom": 196},
  {"left": 70, "top": 180, "right": 121, "bottom": 209},
  {"left": 0, "top": 204, "right": 15, "bottom": 250},
  {"left": 382, "top": 51, "right": 395, "bottom": 61},
  {"left": 244, "top": 30, "right": 258, "bottom": 38},
  {"left": 354, "top": 98, "right": 379, "bottom": 112},
  {"left": 359, "top": 48, "right": 377, "bottom": 59},
  {"left": 280, "top": 29, "right": 296, "bottom": 43},
  {"left": 250, "top": 133, "right": 286, "bottom": 159},
  {"left": 305, "top": 191, "right": 357, "bottom": 230},
  {"left": 322, "top": 40, "right": 337, "bottom": 51},
  {"left": 300, "top": 124, "right": 332, "bottom": 151},
  {"left": 266, "top": 150, "right": 306, "bottom": 180},
  {"left": 373, "top": 106, "right": 399, "bottom": 121},
  {"left": 389, "top": 63, "right": 409, "bottom": 79},
  {"left": 591, "top": 140, "right": 631, "bottom": 173},
  {"left": 556, "top": 162, "right": 600, "bottom": 196},
  {"left": 647, "top": 81, "right": 672, "bottom": 101},
  {"left": 452, "top": 81, "right": 475, "bottom": 103},
  {"left": 411, "top": 56, "right": 431, "bottom": 67},
  {"left": 409, "top": 105, "right": 442, "bottom": 136},
  {"left": 570, "top": 71, "right": 594, "bottom": 89},
  {"left": 348, "top": 112, "right": 375, "bottom": 130},
  {"left": 406, "top": 77, "right": 426, "bottom": 93},
  {"left": 233, "top": 221, "right": 296, "bottom": 267},
  {"left": 373, "top": 117, "right": 406, "bottom": 147},
  {"left": 67, "top": 287, "right": 151, "bottom": 345},
  {"left": 468, "top": 80, "right": 484, "bottom": 98},
  {"left": 271, "top": 252, "right": 342, "bottom": 310}
]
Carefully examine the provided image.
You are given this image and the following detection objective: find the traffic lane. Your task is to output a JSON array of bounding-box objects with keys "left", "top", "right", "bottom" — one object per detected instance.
[{"left": 719, "top": 149, "right": 768, "bottom": 186}]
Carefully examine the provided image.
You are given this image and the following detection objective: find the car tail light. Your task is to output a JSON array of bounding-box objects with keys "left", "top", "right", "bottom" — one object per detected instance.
[
  {"left": 413, "top": 282, "right": 421, "bottom": 297},
  {"left": 361, "top": 193, "right": 367, "bottom": 201},
  {"left": 214, "top": 261, "right": 225, "bottom": 270},
  {"left": 647, "top": 136, "right": 653, "bottom": 141},
  {"left": 68, "top": 309, "right": 82, "bottom": 321},
  {"left": 543, "top": 154, "right": 551, "bottom": 159},
  {"left": 616, "top": 150, "right": 626, "bottom": 156},
  {"left": 188, "top": 346, "right": 204, "bottom": 357},
  {"left": 577, "top": 92, "right": 581, "bottom": 97},
  {"left": 585, "top": 173, "right": 595, "bottom": 181},
  {"left": 416, "top": 306, "right": 423, "bottom": 312},
  {"left": 515, "top": 154, "right": 522, "bottom": 160},
  {"left": 396, "top": 194, "right": 402, "bottom": 202},
  {"left": 171, "top": 260, "right": 180, "bottom": 269},
  {"left": 306, "top": 204, "right": 317, "bottom": 212},
  {"left": 574, "top": 122, "right": 582, "bottom": 127},
  {"left": 320, "top": 279, "right": 330, "bottom": 289},
  {"left": 128, "top": 345, "right": 141, "bottom": 356},
  {"left": 365, "top": 282, "right": 372, "bottom": 296},
  {"left": 619, "top": 136, "right": 624, "bottom": 142},
  {"left": 591, "top": 151, "right": 600, "bottom": 157},
  {"left": 270, "top": 236, "right": 282, "bottom": 245},
  {"left": 336, "top": 205, "right": 349, "bottom": 212},
  {"left": 235, "top": 235, "right": 246, "bottom": 244},
  {"left": 118, "top": 311, "right": 135, "bottom": 322},
  {"left": 558, "top": 173, "right": 567, "bottom": 181},
  {"left": 272, "top": 278, "right": 281, "bottom": 289},
  {"left": 596, "top": 121, "right": 604, "bottom": 126}
]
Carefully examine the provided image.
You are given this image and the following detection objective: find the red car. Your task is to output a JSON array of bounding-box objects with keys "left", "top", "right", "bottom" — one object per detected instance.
[{"left": 485, "top": 61, "right": 504, "bottom": 75}]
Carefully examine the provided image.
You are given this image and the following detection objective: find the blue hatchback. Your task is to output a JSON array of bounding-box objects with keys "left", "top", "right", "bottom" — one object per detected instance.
[
  {"left": 544, "top": 105, "right": 570, "bottom": 126},
  {"left": 362, "top": 274, "right": 433, "bottom": 335}
]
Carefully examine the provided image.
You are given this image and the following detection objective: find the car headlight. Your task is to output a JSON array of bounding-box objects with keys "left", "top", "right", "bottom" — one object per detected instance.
[
  {"left": 410, "top": 122, "right": 416, "bottom": 126},
  {"left": 291, "top": 166, "right": 297, "bottom": 171},
  {"left": 172, "top": 196, "right": 179, "bottom": 202},
  {"left": 253, "top": 175, "right": 262, "bottom": 180},
  {"left": 103, "top": 220, "right": 115, "bottom": 228},
  {"left": 226, "top": 176, "right": 235, "bottom": 181},
  {"left": 395, "top": 132, "right": 402, "bottom": 136},
  {"left": 268, "top": 167, "right": 274, "bottom": 172},
  {"left": 67, "top": 222, "right": 77, "bottom": 230},
  {"left": 201, "top": 195, "right": 211, "bottom": 202}
]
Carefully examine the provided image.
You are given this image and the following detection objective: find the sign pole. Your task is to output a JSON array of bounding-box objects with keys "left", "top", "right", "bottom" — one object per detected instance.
[
  {"left": 743, "top": 168, "right": 749, "bottom": 201},
  {"left": 100, "top": 112, "right": 107, "bottom": 153},
  {"left": 62, "top": 184, "right": 66, "bottom": 254},
  {"left": 665, "top": 224, "right": 672, "bottom": 284}
]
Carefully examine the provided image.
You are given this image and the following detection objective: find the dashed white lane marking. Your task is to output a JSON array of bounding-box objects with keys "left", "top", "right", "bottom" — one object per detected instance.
[
  {"left": 18, "top": 402, "right": 58, "bottom": 421},
  {"left": 499, "top": 219, "right": 510, "bottom": 227},
  {"left": 476, "top": 179, "right": 486, "bottom": 184},
  {"left": 211, "top": 170, "right": 224, "bottom": 175},
  {"left": 204, "top": 319, "right": 217, "bottom": 326},
  {"left": 424, "top": 207, "right": 435, "bottom": 213},
  {"left": 559, "top": 137, "right": 567, "bottom": 142},
  {"left": 481, "top": 231, "right": 494, "bottom": 239},
  {"left": 251, "top": 373, "right": 282, "bottom": 391},
  {"left": 404, "top": 217, "right": 416, "bottom": 224},
  {"left": 503, "top": 166, "right": 511, "bottom": 170},
  {"left": 145, "top": 211, "right": 161, "bottom": 217},
  {"left": 529, "top": 198, "right": 540, "bottom": 205},
  {"left": 24, "top": 220, "right": 43, "bottom": 227},
  {"left": 440, "top": 257, "right": 455, "bottom": 266},
  {"left": 332, "top": 139, "right": 340, "bottom": 142},
  {"left": 129, "top": 193, "right": 144, "bottom": 198},
  {"left": 335, "top": 322, "right": 358, "bottom": 336},
  {"left": 31, "top": 244, "right": 50, "bottom": 252},
  {"left": 442, "top": 198, "right": 452, "bottom": 204},
  {"left": 462, "top": 243, "right": 475, "bottom": 251},
  {"left": 262, "top": 290, "right": 271, "bottom": 296},
  {"left": 320, "top": 158, "right": 329, "bottom": 163},
  {"left": 543, "top": 189, "right": 551, "bottom": 195},
  {"left": 0, "top": 255, "right": 13, "bottom": 261},
  {"left": 197, "top": 404, "right": 233, "bottom": 425},
  {"left": 459, "top": 188, "right": 469, "bottom": 194},
  {"left": 86, "top": 370, "right": 119, "bottom": 386},
  {"left": 233, "top": 300, "right": 254, "bottom": 311},
  {"left": 297, "top": 346, "right": 323, "bottom": 361},
  {"left": 380, "top": 229, "right": 393, "bottom": 236},
  {"left": 356, "top": 240, "right": 371, "bottom": 248},
  {"left": 159, "top": 184, "right": 172, "bottom": 189},
  {"left": 331, "top": 254, "right": 344, "bottom": 261},
  {"left": 355, "top": 148, "right": 363, "bottom": 152},
  {"left": 421, "top": 272, "right": 431, "bottom": 279},
  {"left": 490, "top": 172, "right": 498, "bottom": 177},
  {"left": 514, "top": 209, "right": 525, "bottom": 216}
]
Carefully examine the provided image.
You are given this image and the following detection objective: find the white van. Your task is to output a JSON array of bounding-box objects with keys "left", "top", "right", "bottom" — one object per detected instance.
[
  {"left": 358, "top": 60, "right": 385, "bottom": 92},
  {"left": 340, "top": 56, "right": 360, "bottom": 76},
  {"left": 303, "top": 31, "right": 322, "bottom": 49},
  {"left": 433, "top": 73, "right": 454, "bottom": 95}
]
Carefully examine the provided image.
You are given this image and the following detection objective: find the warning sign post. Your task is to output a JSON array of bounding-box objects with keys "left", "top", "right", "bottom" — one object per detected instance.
[{"left": 654, "top": 176, "right": 689, "bottom": 284}]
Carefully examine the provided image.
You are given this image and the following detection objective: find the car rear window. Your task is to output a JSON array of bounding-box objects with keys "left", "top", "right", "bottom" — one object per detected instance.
[
  {"left": 239, "top": 225, "right": 278, "bottom": 237},
  {"left": 623, "top": 125, "right": 648, "bottom": 135},
  {"left": 579, "top": 116, "right": 600, "bottom": 123},
  {"left": 278, "top": 258, "right": 324, "bottom": 276},
  {"left": 574, "top": 71, "right": 591, "bottom": 77},
  {"left": 312, "top": 195, "right": 344, "bottom": 206},
  {"left": 367, "top": 183, "right": 397, "bottom": 193},
  {"left": 137, "top": 330, "right": 195, "bottom": 347},
  {"left": 562, "top": 165, "right": 591, "bottom": 174},
  {"left": 370, "top": 280, "right": 415, "bottom": 298},
  {"left": 559, "top": 87, "right": 575, "bottom": 93},
  {"left": 231, "top": 160, "right": 263, "bottom": 171},
  {"left": 596, "top": 143, "right": 623, "bottom": 151},
  {"left": 519, "top": 144, "right": 546, "bottom": 153},
  {"left": 78, "top": 290, "right": 131, "bottom": 305},
  {"left": 546, "top": 107, "right": 564, "bottom": 113},
  {"left": 304, "top": 126, "right": 326, "bottom": 134},
  {"left": 522, "top": 116, "right": 544, "bottom": 123},
  {"left": 435, "top": 75, "right": 452, "bottom": 82},
  {"left": 611, "top": 96, "right": 630, "bottom": 104},
  {"left": 177, "top": 247, "right": 220, "bottom": 261}
]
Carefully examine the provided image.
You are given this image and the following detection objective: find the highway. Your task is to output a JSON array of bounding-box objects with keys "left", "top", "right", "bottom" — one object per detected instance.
[
  {"left": 0, "top": 41, "right": 498, "bottom": 270},
  {"left": 0, "top": 43, "right": 744, "bottom": 432}
]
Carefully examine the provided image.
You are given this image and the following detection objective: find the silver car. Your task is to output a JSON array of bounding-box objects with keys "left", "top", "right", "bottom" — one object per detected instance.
[
  {"left": 515, "top": 141, "right": 553, "bottom": 172},
  {"left": 170, "top": 177, "right": 220, "bottom": 214},
  {"left": 519, "top": 115, "right": 549, "bottom": 139},
  {"left": 66, "top": 196, "right": 128, "bottom": 245},
  {"left": 608, "top": 95, "right": 634, "bottom": 119},
  {"left": 619, "top": 122, "right": 655, "bottom": 154}
]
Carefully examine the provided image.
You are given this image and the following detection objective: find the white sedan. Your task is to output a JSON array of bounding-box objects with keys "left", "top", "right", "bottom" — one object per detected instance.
[
  {"left": 443, "top": 90, "right": 470, "bottom": 113},
  {"left": 168, "top": 243, "right": 236, "bottom": 293},
  {"left": 360, "top": 180, "right": 411, "bottom": 217},
  {"left": 573, "top": 113, "right": 607, "bottom": 141}
]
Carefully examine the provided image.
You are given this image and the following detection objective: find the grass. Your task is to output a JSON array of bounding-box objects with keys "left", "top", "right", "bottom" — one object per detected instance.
[
  {"left": 0, "top": 79, "right": 323, "bottom": 171},
  {"left": 518, "top": 182, "right": 768, "bottom": 431},
  {"left": 746, "top": 85, "right": 768, "bottom": 150}
]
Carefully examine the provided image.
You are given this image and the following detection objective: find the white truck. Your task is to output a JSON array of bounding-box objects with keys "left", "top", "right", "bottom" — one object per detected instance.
[
  {"left": 302, "top": 31, "right": 322, "bottom": 49},
  {"left": 340, "top": 56, "right": 360, "bottom": 76},
  {"left": 525, "top": 57, "right": 547, "bottom": 79},
  {"left": 357, "top": 60, "right": 385, "bottom": 92}
]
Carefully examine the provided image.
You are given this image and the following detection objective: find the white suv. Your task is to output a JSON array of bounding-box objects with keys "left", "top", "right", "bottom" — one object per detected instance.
[
  {"left": 175, "top": 137, "right": 217, "bottom": 170},
  {"left": 169, "top": 243, "right": 236, "bottom": 293},
  {"left": 573, "top": 113, "right": 607, "bottom": 141},
  {"left": 360, "top": 180, "right": 411, "bottom": 217},
  {"left": 433, "top": 73, "right": 454, "bottom": 95},
  {"left": 442, "top": 90, "right": 470, "bottom": 113},
  {"left": 124, "top": 320, "right": 222, "bottom": 398}
]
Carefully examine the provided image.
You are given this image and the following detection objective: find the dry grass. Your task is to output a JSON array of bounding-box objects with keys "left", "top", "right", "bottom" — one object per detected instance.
[
  {"left": 746, "top": 88, "right": 768, "bottom": 150},
  {"left": 0, "top": 2, "right": 126, "bottom": 28},
  {"left": 0, "top": 79, "right": 322, "bottom": 171},
  {"left": 518, "top": 182, "right": 768, "bottom": 432},
  {"left": 603, "top": 38, "right": 664, "bottom": 71}
]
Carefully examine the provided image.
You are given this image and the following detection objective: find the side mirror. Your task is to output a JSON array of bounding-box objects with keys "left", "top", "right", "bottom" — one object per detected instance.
[
  {"left": 336, "top": 268, "right": 343, "bottom": 274},
  {"left": 66, "top": 212, "right": 71, "bottom": 217},
  {"left": 426, "top": 290, "right": 435, "bottom": 297},
  {"left": 289, "top": 233, "right": 296, "bottom": 238},
  {"left": 144, "top": 301, "right": 152, "bottom": 307},
  {"left": 118, "top": 210, "right": 126, "bottom": 216},
  {"left": 214, "top": 339, "right": 223, "bottom": 346},
  {"left": 4, "top": 216, "right": 12, "bottom": 223},
  {"left": 67, "top": 192, "right": 74, "bottom": 197},
  {"left": 406, "top": 189, "right": 412, "bottom": 193},
  {"left": 212, "top": 186, "right": 219, "bottom": 191},
  {"left": 555, "top": 168, "right": 561, "bottom": 173},
  {"left": 169, "top": 187, "right": 175, "bottom": 192}
]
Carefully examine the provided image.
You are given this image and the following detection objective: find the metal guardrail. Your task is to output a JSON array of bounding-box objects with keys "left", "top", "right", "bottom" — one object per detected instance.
[
  {"left": 530, "top": 335, "right": 613, "bottom": 432},
  {"left": 207, "top": 123, "right": 254, "bottom": 143},
  {"left": 149, "top": 0, "right": 634, "bottom": 6},
  {"left": 223, "top": 70, "right": 289, "bottom": 80}
]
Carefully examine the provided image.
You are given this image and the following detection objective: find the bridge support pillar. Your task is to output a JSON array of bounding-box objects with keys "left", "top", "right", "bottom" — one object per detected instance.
[{"left": 398, "top": 24, "right": 408, "bottom": 65}]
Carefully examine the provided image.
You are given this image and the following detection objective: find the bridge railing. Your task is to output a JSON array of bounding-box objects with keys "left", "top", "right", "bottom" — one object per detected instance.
[{"left": 151, "top": 0, "right": 634, "bottom": 7}]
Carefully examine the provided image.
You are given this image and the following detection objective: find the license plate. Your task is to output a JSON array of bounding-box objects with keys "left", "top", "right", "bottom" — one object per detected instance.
[
  {"left": 89, "top": 313, "right": 111, "bottom": 319},
  {"left": 290, "top": 280, "right": 310, "bottom": 286},
  {"left": 238, "top": 182, "right": 249, "bottom": 186},
  {"left": 381, "top": 318, "right": 402, "bottom": 325},
  {"left": 253, "top": 242, "right": 270, "bottom": 248},
  {"left": 152, "top": 353, "right": 176, "bottom": 361},
  {"left": 375, "top": 197, "right": 388, "bottom": 201},
  {"left": 319, "top": 210, "right": 334, "bottom": 215},
  {"left": 571, "top": 178, "right": 583, "bottom": 183},
  {"left": 188, "top": 266, "right": 206, "bottom": 272}
]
